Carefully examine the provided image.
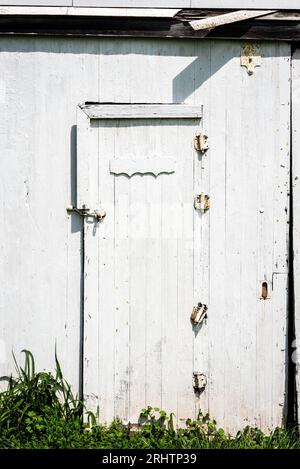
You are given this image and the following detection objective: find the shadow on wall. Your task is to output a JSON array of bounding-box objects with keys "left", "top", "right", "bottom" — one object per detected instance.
[
  {"left": 0, "top": 36, "right": 285, "bottom": 105},
  {"left": 70, "top": 124, "right": 82, "bottom": 235},
  {"left": 70, "top": 124, "right": 84, "bottom": 401}
]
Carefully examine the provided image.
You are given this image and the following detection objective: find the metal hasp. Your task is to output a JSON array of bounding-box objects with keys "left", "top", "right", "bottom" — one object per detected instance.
[
  {"left": 241, "top": 43, "right": 262, "bottom": 75},
  {"left": 194, "top": 193, "right": 210, "bottom": 212},
  {"left": 191, "top": 302, "right": 208, "bottom": 326},
  {"left": 193, "top": 372, "right": 207, "bottom": 395},
  {"left": 194, "top": 131, "right": 209, "bottom": 153},
  {"left": 66, "top": 205, "right": 106, "bottom": 222}
]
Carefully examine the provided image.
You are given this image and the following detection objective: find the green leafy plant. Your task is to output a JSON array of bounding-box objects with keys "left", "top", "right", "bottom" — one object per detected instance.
[
  {"left": 0, "top": 351, "right": 299, "bottom": 449},
  {"left": 0, "top": 350, "right": 83, "bottom": 437}
]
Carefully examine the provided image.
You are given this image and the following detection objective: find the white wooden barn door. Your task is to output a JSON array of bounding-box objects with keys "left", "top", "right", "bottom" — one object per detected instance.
[
  {"left": 77, "top": 41, "right": 290, "bottom": 433},
  {"left": 77, "top": 103, "right": 203, "bottom": 426}
]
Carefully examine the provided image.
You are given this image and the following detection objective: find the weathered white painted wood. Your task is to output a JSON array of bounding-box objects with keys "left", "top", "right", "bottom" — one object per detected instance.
[
  {"left": 236, "top": 45, "right": 261, "bottom": 429},
  {"left": 207, "top": 41, "right": 228, "bottom": 430},
  {"left": 73, "top": 1, "right": 300, "bottom": 9},
  {"left": 292, "top": 48, "right": 300, "bottom": 429},
  {"left": 0, "top": 36, "right": 101, "bottom": 392},
  {"left": 206, "top": 42, "right": 290, "bottom": 433},
  {"left": 109, "top": 158, "right": 176, "bottom": 177},
  {"left": 78, "top": 38, "right": 290, "bottom": 433},
  {"left": 0, "top": 6, "right": 180, "bottom": 16},
  {"left": 191, "top": 0, "right": 300, "bottom": 8},
  {"left": 271, "top": 44, "right": 290, "bottom": 429},
  {"left": 81, "top": 109, "right": 201, "bottom": 424},
  {"left": 192, "top": 42, "right": 211, "bottom": 422},
  {"left": 0, "top": 35, "right": 291, "bottom": 434},
  {"left": 81, "top": 104, "right": 202, "bottom": 120},
  {"left": 190, "top": 10, "right": 276, "bottom": 31},
  {"left": 0, "top": 1, "right": 71, "bottom": 5},
  {"left": 73, "top": 1, "right": 189, "bottom": 7},
  {"left": 0, "top": 5, "right": 298, "bottom": 19},
  {"left": 1, "top": 1, "right": 299, "bottom": 9},
  {"left": 76, "top": 106, "right": 93, "bottom": 210}
]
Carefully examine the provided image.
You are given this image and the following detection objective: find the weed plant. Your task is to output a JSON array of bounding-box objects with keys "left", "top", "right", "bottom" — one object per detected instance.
[{"left": 0, "top": 351, "right": 298, "bottom": 449}]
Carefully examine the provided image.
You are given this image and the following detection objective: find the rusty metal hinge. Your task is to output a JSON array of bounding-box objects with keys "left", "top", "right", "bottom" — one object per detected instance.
[
  {"left": 191, "top": 302, "right": 207, "bottom": 325},
  {"left": 193, "top": 372, "right": 207, "bottom": 394},
  {"left": 67, "top": 205, "right": 106, "bottom": 222},
  {"left": 194, "top": 193, "right": 210, "bottom": 211},
  {"left": 194, "top": 131, "right": 209, "bottom": 153}
]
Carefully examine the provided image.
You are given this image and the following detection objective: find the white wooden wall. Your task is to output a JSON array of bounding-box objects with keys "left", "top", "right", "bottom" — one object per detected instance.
[
  {"left": 0, "top": 36, "right": 291, "bottom": 433},
  {"left": 0, "top": 36, "right": 103, "bottom": 388}
]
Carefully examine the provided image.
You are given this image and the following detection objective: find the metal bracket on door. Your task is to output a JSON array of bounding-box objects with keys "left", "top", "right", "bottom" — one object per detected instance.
[
  {"left": 191, "top": 302, "right": 208, "bottom": 325},
  {"left": 66, "top": 205, "right": 106, "bottom": 222},
  {"left": 193, "top": 372, "right": 207, "bottom": 394},
  {"left": 194, "top": 193, "right": 210, "bottom": 212},
  {"left": 194, "top": 131, "right": 209, "bottom": 153}
]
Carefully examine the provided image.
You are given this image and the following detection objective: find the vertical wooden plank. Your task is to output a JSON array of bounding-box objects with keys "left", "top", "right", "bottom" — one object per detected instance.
[
  {"left": 222, "top": 43, "right": 243, "bottom": 433},
  {"left": 238, "top": 46, "right": 260, "bottom": 430},
  {"left": 292, "top": 48, "right": 300, "bottom": 429},
  {"left": 255, "top": 43, "right": 290, "bottom": 430},
  {"left": 78, "top": 109, "right": 100, "bottom": 415},
  {"left": 270, "top": 43, "right": 290, "bottom": 428},
  {"left": 160, "top": 122, "right": 179, "bottom": 420},
  {"left": 114, "top": 120, "right": 134, "bottom": 422},
  {"left": 207, "top": 40, "right": 228, "bottom": 430},
  {"left": 143, "top": 120, "right": 163, "bottom": 415},
  {"left": 192, "top": 42, "right": 211, "bottom": 422},
  {"left": 176, "top": 121, "right": 197, "bottom": 425}
]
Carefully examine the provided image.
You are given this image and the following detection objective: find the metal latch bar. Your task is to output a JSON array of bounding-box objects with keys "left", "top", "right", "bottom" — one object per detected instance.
[{"left": 67, "top": 205, "right": 106, "bottom": 222}]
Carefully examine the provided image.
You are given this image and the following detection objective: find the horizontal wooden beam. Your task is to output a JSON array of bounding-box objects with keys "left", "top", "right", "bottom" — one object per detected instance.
[
  {"left": 80, "top": 103, "right": 202, "bottom": 119},
  {"left": 0, "top": 1, "right": 300, "bottom": 8},
  {"left": 190, "top": 10, "right": 276, "bottom": 31},
  {"left": 0, "top": 14, "right": 300, "bottom": 41},
  {"left": 75, "top": 1, "right": 300, "bottom": 9},
  {"left": 0, "top": 6, "right": 180, "bottom": 17},
  {"left": 176, "top": 10, "right": 300, "bottom": 21}
]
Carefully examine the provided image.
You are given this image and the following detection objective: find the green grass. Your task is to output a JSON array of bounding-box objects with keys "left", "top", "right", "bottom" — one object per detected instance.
[{"left": 0, "top": 350, "right": 299, "bottom": 449}]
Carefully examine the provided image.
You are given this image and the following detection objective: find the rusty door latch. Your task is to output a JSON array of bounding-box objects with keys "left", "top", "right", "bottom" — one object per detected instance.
[
  {"left": 194, "top": 193, "right": 210, "bottom": 212},
  {"left": 191, "top": 302, "right": 208, "bottom": 325},
  {"left": 67, "top": 204, "right": 106, "bottom": 222}
]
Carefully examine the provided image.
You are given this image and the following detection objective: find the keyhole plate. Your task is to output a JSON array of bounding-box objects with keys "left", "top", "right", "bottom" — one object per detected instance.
[{"left": 259, "top": 280, "right": 271, "bottom": 300}]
